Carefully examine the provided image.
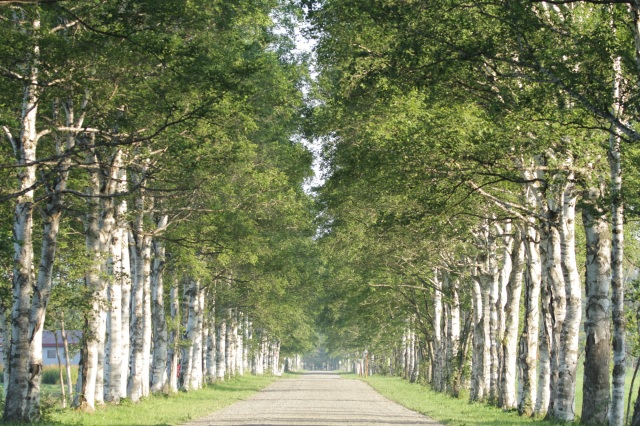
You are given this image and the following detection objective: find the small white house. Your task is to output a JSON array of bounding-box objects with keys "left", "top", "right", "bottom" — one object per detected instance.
[{"left": 0, "top": 330, "right": 81, "bottom": 366}]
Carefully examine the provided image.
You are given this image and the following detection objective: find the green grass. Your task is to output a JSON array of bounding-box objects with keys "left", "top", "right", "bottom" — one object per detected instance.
[
  {"left": 3, "top": 374, "right": 279, "bottom": 425},
  {"left": 41, "top": 365, "right": 79, "bottom": 386},
  {"left": 574, "top": 359, "right": 640, "bottom": 421},
  {"left": 355, "top": 374, "right": 558, "bottom": 425},
  {"left": 355, "top": 366, "right": 640, "bottom": 426}
]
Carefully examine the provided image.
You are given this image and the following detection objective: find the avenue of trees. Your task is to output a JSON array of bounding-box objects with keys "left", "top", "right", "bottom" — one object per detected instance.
[
  {"left": 0, "top": 0, "right": 317, "bottom": 422},
  {"left": 5, "top": 0, "right": 640, "bottom": 425},
  {"left": 306, "top": 0, "right": 640, "bottom": 425}
]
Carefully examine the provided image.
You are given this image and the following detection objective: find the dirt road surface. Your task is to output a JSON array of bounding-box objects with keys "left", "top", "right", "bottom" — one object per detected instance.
[{"left": 182, "top": 371, "right": 443, "bottom": 426}]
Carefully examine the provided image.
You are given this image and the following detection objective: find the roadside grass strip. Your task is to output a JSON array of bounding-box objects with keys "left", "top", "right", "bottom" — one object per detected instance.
[
  {"left": 356, "top": 375, "right": 567, "bottom": 426},
  {"left": 15, "top": 375, "right": 279, "bottom": 426}
]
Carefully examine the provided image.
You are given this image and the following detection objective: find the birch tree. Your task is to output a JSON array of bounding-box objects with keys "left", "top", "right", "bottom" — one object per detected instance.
[{"left": 581, "top": 178, "right": 611, "bottom": 424}]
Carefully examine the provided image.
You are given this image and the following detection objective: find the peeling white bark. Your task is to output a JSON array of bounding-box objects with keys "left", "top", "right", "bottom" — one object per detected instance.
[
  {"left": 253, "top": 332, "right": 265, "bottom": 376},
  {"left": 205, "top": 297, "right": 216, "bottom": 384},
  {"left": 553, "top": 178, "right": 581, "bottom": 421},
  {"left": 446, "top": 277, "right": 460, "bottom": 395},
  {"left": 470, "top": 265, "right": 486, "bottom": 402},
  {"left": 582, "top": 193, "right": 611, "bottom": 424},
  {"left": 432, "top": 271, "right": 443, "bottom": 391},
  {"left": 181, "top": 280, "right": 205, "bottom": 391},
  {"left": 117, "top": 185, "right": 131, "bottom": 398},
  {"left": 237, "top": 312, "right": 244, "bottom": 376},
  {"left": 609, "top": 54, "right": 626, "bottom": 426},
  {"left": 518, "top": 178, "right": 541, "bottom": 416},
  {"left": 167, "top": 276, "right": 180, "bottom": 393},
  {"left": 500, "top": 233, "right": 524, "bottom": 409},
  {"left": 150, "top": 216, "right": 169, "bottom": 393},
  {"left": 5, "top": 14, "right": 41, "bottom": 421},
  {"left": 216, "top": 317, "right": 227, "bottom": 381}
]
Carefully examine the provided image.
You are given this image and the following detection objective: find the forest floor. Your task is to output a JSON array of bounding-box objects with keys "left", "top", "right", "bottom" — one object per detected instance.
[{"left": 181, "top": 371, "right": 442, "bottom": 426}]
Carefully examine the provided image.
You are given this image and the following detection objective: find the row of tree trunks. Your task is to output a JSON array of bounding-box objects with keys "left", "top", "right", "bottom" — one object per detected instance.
[
  {"left": 50, "top": 152, "right": 283, "bottom": 408},
  {"left": 75, "top": 251, "right": 282, "bottom": 406},
  {"left": 369, "top": 151, "right": 620, "bottom": 424},
  {"left": 3, "top": 15, "right": 95, "bottom": 418},
  {"left": 403, "top": 322, "right": 418, "bottom": 383}
]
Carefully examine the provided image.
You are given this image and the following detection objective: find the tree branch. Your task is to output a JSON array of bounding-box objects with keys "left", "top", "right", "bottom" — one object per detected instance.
[
  {"left": 3, "top": 125, "right": 17, "bottom": 156},
  {"left": 466, "top": 180, "right": 541, "bottom": 221}
]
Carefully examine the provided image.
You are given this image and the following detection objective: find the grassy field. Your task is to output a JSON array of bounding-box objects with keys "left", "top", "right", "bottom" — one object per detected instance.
[
  {"left": 1, "top": 374, "right": 279, "bottom": 426},
  {"left": 355, "top": 365, "right": 640, "bottom": 426}
]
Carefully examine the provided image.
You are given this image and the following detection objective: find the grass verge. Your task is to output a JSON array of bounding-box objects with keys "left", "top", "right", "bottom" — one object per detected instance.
[
  {"left": 8, "top": 374, "right": 279, "bottom": 426},
  {"left": 354, "top": 375, "right": 564, "bottom": 426},
  {"left": 348, "top": 359, "right": 640, "bottom": 425}
]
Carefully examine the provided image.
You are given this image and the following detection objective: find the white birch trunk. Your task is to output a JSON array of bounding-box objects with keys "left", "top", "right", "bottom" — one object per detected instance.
[
  {"left": 193, "top": 286, "right": 205, "bottom": 389},
  {"left": 609, "top": 54, "right": 626, "bottom": 426},
  {"left": 118, "top": 197, "right": 131, "bottom": 398},
  {"left": 141, "top": 239, "right": 152, "bottom": 397},
  {"left": 581, "top": 193, "right": 611, "bottom": 424},
  {"left": 518, "top": 177, "right": 541, "bottom": 416},
  {"left": 26, "top": 93, "right": 84, "bottom": 417},
  {"left": 253, "top": 333, "right": 265, "bottom": 375},
  {"left": 79, "top": 146, "right": 121, "bottom": 410},
  {"left": 237, "top": 312, "right": 244, "bottom": 376},
  {"left": 402, "top": 329, "right": 408, "bottom": 379},
  {"left": 272, "top": 341, "right": 281, "bottom": 375},
  {"left": 553, "top": 178, "right": 581, "bottom": 421},
  {"left": 183, "top": 283, "right": 204, "bottom": 390},
  {"left": 481, "top": 272, "right": 492, "bottom": 401},
  {"left": 487, "top": 234, "right": 500, "bottom": 401},
  {"left": 127, "top": 229, "right": 145, "bottom": 401},
  {"left": 226, "top": 309, "right": 236, "bottom": 377},
  {"left": 78, "top": 142, "right": 103, "bottom": 412},
  {"left": 244, "top": 316, "right": 250, "bottom": 374},
  {"left": 150, "top": 216, "right": 169, "bottom": 393},
  {"left": 94, "top": 305, "right": 107, "bottom": 405},
  {"left": 60, "top": 319, "right": 73, "bottom": 404},
  {"left": 216, "top": 317, "right": 227, "bottom": 381},
  {"left": 409, "top": 329, "right": 414, "bottom": 381},
  {"left": 496, "top": 221, "right": 513, "bottom": 400},
  {"left": 536, "top": 273, "right": 552, "bottom": 417},
  {"left": 499, "top": 233, "right": 524, "bottom": 409},
  {"left": 470, "top": 266, "right": 486, "bottom": 402},
  {"left": 536, "top": 213, "right": 561, "bottom": 418},
  {"left": 409, "top": 326, "right": 417, "bottom": 382},
  {"left": 106, "top": 223, "right": 123, "bottom": 402},
  {"left": 267, "top": 342, "right": 273, "bottom": 374},
  {"left": 205, "top": 299, "right": 216, "bottom": 384},
  {"left": 2, "top": 308, "right": 9, "bottom": 399},
  {"left": 168, "top": 276, "right": 180, "bottom": 393},
  {"left": 232, "top": 312, "right": 239, "bottom": 376},
  {"left": 128, "top": 164, "right": 153, "bottom": 401},
  {"left": 55, "top": 331, "right": 67, "bottom": 409},
  {"left": 180, "top": 279, "right": 197, "bottom": 390},
  {"left": 432, "top": 272, "right": 443, "bottom": 391},
  {"left": 446, "top": 277, "right": 461, "bottom": 395},
  {"left": 5, "top": 14, "right": 41, "bottom": 421}
]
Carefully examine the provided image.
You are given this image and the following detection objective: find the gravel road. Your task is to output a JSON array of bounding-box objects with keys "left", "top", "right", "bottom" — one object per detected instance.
[{"left": 181, "top": 371, "right": 443, "bottom": 426}]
